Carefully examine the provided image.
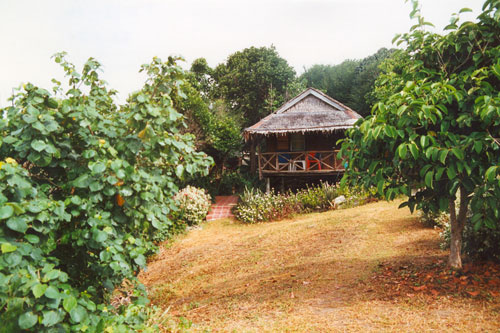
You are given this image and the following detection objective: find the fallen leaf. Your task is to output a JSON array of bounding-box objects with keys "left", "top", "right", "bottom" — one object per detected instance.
[
  {"left": 413, "top": 285, "right": 427, "bottom": 291},
  {"left": 489, "top": 291, "right": 500, "bottom": 297},
  {"left": 466, "top": 290, "right": 480, "bottom": 297},
  {"left": 429, "top": 289, "right": 439, "bottom": 296}
]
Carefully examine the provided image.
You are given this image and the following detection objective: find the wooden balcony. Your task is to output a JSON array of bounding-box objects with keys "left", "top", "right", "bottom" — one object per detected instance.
[{"left": 258, "top": 150, "right": 345, "bottom": 177}]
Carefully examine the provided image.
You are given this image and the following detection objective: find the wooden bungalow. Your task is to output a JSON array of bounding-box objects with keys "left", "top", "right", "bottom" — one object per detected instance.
[{"left": 244, "top": 88, "right": 362, "bottom": 188}]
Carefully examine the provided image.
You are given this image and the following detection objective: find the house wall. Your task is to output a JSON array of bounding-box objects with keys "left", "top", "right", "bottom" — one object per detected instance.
[
  {"left": 264, "top": 131, "right": 345, "bottom": 152},
  {"left": 285, "top": 95, "right": 337, "bottom": 113}
]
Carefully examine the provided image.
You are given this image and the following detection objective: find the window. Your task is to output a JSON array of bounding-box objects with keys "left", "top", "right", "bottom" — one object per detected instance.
[{"left": 290, "top": 133, "right": 305, "bottom": 152}]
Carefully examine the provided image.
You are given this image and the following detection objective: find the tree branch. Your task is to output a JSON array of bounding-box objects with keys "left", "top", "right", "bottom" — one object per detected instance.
[{"left": 487, "top": 129, "right": 500, "bottom": 147}]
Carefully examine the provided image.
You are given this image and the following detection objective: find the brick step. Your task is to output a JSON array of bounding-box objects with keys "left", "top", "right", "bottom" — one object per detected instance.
[{"left": 206, "top": 195, "right": 238, "bottom": 221}]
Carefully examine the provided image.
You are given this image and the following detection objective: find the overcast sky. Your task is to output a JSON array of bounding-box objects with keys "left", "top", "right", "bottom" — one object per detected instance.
[{"left": 0, "top": 0, "right": 483, "bottom": 106}]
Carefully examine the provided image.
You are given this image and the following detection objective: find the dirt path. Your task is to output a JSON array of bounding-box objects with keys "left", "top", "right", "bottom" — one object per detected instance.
[{"left": 140, "top": 200, "right": 500, "bottom": 332}]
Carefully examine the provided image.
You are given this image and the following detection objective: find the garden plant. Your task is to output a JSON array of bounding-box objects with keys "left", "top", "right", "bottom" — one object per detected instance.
[{"left": 0, "top": 54, "right": 212, "bottom": 331}]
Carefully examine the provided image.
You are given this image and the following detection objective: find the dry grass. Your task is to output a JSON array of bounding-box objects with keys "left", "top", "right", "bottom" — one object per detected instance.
[{"left": 140, "top": 200, "right": 500, "bottom": 332}]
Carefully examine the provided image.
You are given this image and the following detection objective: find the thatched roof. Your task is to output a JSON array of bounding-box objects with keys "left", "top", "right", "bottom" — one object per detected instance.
[{"left": 244, "top": 88, "right": 362, "bottom": 140}]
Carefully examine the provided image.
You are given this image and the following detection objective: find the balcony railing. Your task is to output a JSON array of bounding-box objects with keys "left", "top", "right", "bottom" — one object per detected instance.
[{"left": 258, "top": 150, "right": 345, "bottom": 175}]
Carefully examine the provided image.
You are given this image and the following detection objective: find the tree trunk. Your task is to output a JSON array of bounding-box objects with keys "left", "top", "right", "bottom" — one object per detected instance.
[{"left": 448, "top": 187, "right": 470, "bottom": 269}]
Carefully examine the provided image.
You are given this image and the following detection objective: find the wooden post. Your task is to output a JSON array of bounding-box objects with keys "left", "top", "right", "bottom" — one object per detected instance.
[
  {"left": 266, "top": 177, "right": 270, "bottom": 193},
  {"left": 257, "top": 144, "right": 262, "bottom": 180},
  {"left": 250, "top": 138, "right": 256, "bottom": 174},
  {"left": 280, "top": 177, "right": 285, "bottom": 193}
]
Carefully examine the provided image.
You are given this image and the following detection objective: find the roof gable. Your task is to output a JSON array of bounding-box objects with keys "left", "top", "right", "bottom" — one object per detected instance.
[
  {"left": 275, "top": 88, "right": 345, "bottom": 114},
  {"left": 244, "top": 87, "right": 362, "bottom": 138}
]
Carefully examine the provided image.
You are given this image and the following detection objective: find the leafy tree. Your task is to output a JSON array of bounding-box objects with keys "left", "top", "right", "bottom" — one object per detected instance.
[
  {"left": 301, "top": 60, "right": 358, "bottom": 106},
  {"left": 301, "top": 49, "right": 393, "bottom": 117},
  {"left": 189, "top": 57, "right": 215, "bottom": 100},
  {"left": 340, "top": 0, "right": 500, "bottom": 269},
  {"left": 173, "top": 78, "right": 242, "bottom": 164},
  {"left": 213, "top": 46, "right": 298, "bottom": 126},
  {"left": 0, "top": 54, "right": 211, "bottom": 331},
  {"left": 350, "top": 48, "right": 395, "bottom": 115}
]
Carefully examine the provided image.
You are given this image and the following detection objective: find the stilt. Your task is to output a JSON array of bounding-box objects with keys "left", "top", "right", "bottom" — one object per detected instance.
[
  {"left": 250, "top": 139, "right": 256, "bottom": 174},
  {"left": 266, "top": 177, "right": 271, "bottom": 193},
  {"left": 280, "top": 177, "right": 285, "bottom": 193}
]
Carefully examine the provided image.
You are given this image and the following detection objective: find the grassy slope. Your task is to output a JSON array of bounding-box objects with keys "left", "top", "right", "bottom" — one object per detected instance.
[{"left": 140, "top": 200, "right": 500, "bottom": 332}]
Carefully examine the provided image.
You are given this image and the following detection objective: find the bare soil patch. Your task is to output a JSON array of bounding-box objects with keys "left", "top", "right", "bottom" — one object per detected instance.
[{"left": 140, "top": 200, "right": 500, "bottom": 332}]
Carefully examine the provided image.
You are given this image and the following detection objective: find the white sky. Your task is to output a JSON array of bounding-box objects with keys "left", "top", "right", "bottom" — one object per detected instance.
[{"left": 0, "top": 0, "right": 483, "bottom": 106}]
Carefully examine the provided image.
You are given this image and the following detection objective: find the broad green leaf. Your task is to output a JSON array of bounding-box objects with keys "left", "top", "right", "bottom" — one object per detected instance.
[
  {"left": 137, "top": 94, "right": 146, "bottom": 103},
  {"left": 398, "top": 144, "right": 407, "bottom": 159},
  {"left": 18, "top": 312, "right": 38, "bottom": 329},
  {"left": 425, "top": 171, "right": 434, "bottom": 188},
  {"left": 1, "top": 243, "right": 17, "bottom": 253},
  {"left": 63, "top": 296, "right": 77, "bottom": 313},
  {"left": 447, "top": 165, "right": 457, "bottom": 179},
  {"left": 42, "top": 310, "right": 60, "bottom": 327},
  {"left": 449, "top": 180, "right": 460, "bottom": 196},
  {"left": 92, "top": 230, "right": 108, "bottom": 243},
  {"left": 439, "top": 150, "right": 448, "bottom": 164},
  {"left": 73, "top": 174, "right": 90, "bottom": 188},
  {"left": 70, "top": 306, "right": 87, "bottom": 323},
  {"left": 90, "top": 162, "right": 106, "bottom": 174},
  {"left": 409, "top": 143, "right": 419, "bottom": 159},
  {"left": 420, "top": 135, "right": 429, "bottom": 148},
  {"left": 82, "top": 149, "right": 96, "bottom": 159},
  {"left": 32, "top": 283, "right": 48, "bottom": 298},
  {"left": 26, "top": 200, "right": 46, "bottom": 213},
  {"left": 451, "top": 148, "right": 464, "bottom": 160},
  {"left": 25, "top": 234, "right": 40, "bottom": 244},
  {"left": 31, "top": 140, "right": 47, "bottom": 152},
  {"left": 435, "top": 167, "right": 445, "bottom": 181},
  {"left": 474, "top": 141, "right": 483, "bottom": 153},
  {"left": 44, "top": 269, "right": 60, "bottom": 281},
  {"left": 6, "top": 217, "right": 28, "bottom": 233},
  {"left": 175, "top": 164, "right": 184, "bottom": 178},
  {"left": 6, "top": 202, "right": 25, "bottom": 215},
  {"left": 485, "top": 166, "right": 498, "bottom": 182},
  {"left": 377, "top": 179, "right": 385, "bottom": 195},
  {"left": 134, "top": 254, "right": 146, "bottom": 267},
  {"left": 0, "top": 205, "right": 14, "bottom": 219},
  {"left": 44, "top": 285, "right": 59, "bottom": 299},
  {"left": 425, "top": 147, "right": 434, "bottom": 159}
]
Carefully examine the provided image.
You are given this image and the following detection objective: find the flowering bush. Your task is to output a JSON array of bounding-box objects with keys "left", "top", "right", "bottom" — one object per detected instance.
[
  {"left": 174, "top": 186, "right": 211, "bottom": 225},
  {"left": 235, "top": 183, "right": 376, "bottom": 224},
  {"left": 234, "top": 188, "right": 299, "bottom": 223}
]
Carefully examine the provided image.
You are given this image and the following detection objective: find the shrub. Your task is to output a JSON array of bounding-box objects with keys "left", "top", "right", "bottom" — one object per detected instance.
[
  {"left": 419, "top": 209, "right": 449, "bottom": 228},
  {"left": 173, "top": 186, "right": 211, "bottom": 225},
  {"left": 439, "top": 216, "right": 500, "bottom": 262},
  {"left": 426, "top": 201, "right": 500, "bottom": 262},
  {"left": 296, "top": 182, "right": 340, "bottom": 212},
  {"left": 189, "top": 168, "right": 263, "bottom": 197},
  {"left": 234, "top": 187, "right": 299, "bottom": 223},
  {"left": 0, "top": 55, "right": 211, "bottom": 331},
  {"left": 234, "top": 182, "right": 375, "bottom": 224}
]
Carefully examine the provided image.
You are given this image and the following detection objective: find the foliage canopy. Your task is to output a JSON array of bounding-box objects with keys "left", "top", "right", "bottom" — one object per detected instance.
[
  {"left": 213, "top": 46, "right": 301, "bottom": 127},
  {"left": 0, "top": 54, "right": 211, "bottom": 331},
  {"left": 341, "top": 0, "right": 500, "bottom": 268}
]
